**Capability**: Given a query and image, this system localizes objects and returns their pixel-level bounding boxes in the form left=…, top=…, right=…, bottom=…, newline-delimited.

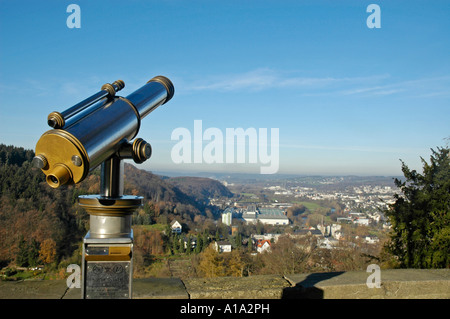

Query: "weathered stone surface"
left=64, top=277, right=189, bottom=299
left=0, top=280, right=68, bottom=299
left=132, top=277, right=189, bottom=299
left=183, top=275, right=290, bottom=299
left=63, top=286, right=81, bottom=299
left=284, top=269, right=450, bottom=299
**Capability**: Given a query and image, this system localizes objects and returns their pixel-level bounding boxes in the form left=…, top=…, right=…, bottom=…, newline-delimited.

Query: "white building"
left=214, top=241, right=232, bottom=253
left=242, top=206, right=289, bottom=225
left=255, top=240, right=272, bottom=253
left=337, top=217, right=352, bottom=224
left=318, top=237, right=339, bottom=249
left=334, top=231, right=343, bottom=240
left=258, top=208, right=289, bottom=225
left=354, top=218, right=370, bottom=226
left=170, top=220, right=182, bottom=234
left=222, top=211, right=233, bottom=226
left=364, top=236, right=380, bottom=244
left=330, top=224, right=341, bottom=237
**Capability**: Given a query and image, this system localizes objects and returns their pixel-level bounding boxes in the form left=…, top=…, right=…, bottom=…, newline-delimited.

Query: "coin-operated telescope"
left=33, top=76, right=174, bottom=299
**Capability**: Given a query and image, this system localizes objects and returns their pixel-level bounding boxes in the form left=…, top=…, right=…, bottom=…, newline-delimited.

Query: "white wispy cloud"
left=339, top=76, right=450, bottom=97
left=279, top=143, right=424, bottom=154
left=177, top=68, right=450, bottom=98
left=180, top=68, right=389, bottom=93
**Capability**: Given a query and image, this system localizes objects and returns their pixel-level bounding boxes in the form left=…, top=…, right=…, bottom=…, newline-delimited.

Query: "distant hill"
left=124, top=164, right=233, bottom=205
left=124, top=164, right=195, bottom=205
left=166, top=176, right=234, bottom=203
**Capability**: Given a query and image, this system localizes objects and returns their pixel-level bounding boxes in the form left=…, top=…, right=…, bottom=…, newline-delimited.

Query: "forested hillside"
left=0, top=144, right=233, bottom=269
left=166, top=176, right=233, bottom=203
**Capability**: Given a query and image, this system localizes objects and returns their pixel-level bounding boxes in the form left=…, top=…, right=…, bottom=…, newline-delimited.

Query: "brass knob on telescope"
left=32, top=154, right=48, bottom=169
left=101, top=80, right=125, bottom=97
left=47, top=112, right=65, bottom=129
left=118, top=138, right=152, bottom=164
left=132, top=138, right=152, bottom=164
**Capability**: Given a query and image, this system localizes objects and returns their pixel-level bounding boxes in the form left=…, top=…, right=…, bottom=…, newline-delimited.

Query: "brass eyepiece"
left=46, top=164, right=72, bottom=188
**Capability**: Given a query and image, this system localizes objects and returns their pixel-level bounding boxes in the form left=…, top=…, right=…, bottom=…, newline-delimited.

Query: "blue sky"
left=0, top=0, right=449, bottom=176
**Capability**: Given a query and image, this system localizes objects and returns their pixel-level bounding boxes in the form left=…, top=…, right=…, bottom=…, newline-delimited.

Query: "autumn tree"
left=39, top=238, right=57, bottom=264
left=223, top=249, right=252, bottom=277
left=134, top=227, right=165, bottom=261
left=259, top=235, right=312, bottom=275
left=384, top=147, right=450, bottom=268
left=197, top=244, right=226, bottom=277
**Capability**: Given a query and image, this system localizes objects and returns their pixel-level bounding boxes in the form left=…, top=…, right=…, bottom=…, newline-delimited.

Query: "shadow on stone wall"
left=282, top=272, right=345, bottom=299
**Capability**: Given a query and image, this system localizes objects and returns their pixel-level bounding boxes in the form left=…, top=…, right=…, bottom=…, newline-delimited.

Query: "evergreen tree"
left=28, top=239, right=41, bottom=267
left=16, top=236, right=29, bottom=267
left=235, top=233, right=242, bottom=249
left=202, top=233, right=209, bottom=251
left=384, top=147, right=450, bottom=268
left=186, top=236, right=192, bottom=255
left=178, top=236, right=185, bottom=253
left=171, top=234, right=179, bottom=254
left=195, top=235, right=203, bottom=254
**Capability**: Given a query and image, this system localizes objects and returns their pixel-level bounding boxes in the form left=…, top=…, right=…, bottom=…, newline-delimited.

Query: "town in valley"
left=155, top=172, right=400, bottom=278
left=204, top=174, right=397, bottom=252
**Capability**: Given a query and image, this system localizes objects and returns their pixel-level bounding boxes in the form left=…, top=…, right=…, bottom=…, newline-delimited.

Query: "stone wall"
left=0, top=269, right=448, bottom=299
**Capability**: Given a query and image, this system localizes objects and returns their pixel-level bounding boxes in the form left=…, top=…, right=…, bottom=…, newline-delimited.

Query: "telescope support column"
left=101, top=155, right=124, bottom=198
left=80, top=156, right=141, bottom=299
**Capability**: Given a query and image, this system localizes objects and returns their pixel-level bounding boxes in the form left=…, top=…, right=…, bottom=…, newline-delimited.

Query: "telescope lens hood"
left=148, top=75, right=174, bottom=104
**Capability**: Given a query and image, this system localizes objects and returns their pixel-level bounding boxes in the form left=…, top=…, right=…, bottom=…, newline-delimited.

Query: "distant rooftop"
left=259, top=208, right=287, bottom=217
